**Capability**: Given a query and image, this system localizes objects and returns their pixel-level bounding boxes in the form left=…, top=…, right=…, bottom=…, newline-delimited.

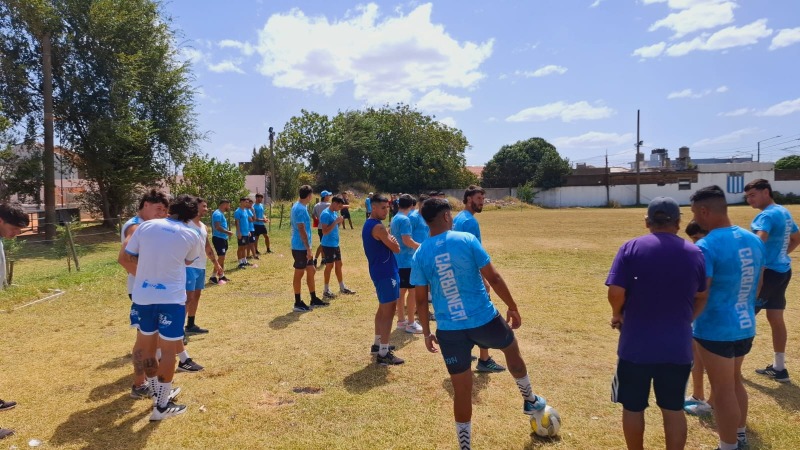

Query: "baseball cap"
left=647, top=196, right=680, bottom=224
left=320, top=190, right=332, bottom=198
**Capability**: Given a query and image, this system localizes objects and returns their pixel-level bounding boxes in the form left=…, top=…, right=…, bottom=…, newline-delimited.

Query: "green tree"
left=775, top=155, right=800, bottom=170
left=170, top=154, right=248, bottom=208
left=0, top=0, right=200, bottom=225
left=482, top=137, right=570, bottom=189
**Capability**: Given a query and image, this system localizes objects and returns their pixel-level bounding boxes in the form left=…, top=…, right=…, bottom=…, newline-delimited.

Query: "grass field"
left=2, top=205, right=800, bottom=449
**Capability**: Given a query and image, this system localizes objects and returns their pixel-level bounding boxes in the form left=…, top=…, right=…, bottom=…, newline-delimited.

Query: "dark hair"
left=331, top=195, right=345, bottom=204
left=690, top=185, right=727, bottom=212
left=744, top=178, right=772, bottom=197
left=418, top=194, right=430, bottom=203
left=196, top=197, right=206, bottom=205
left=684, top=220, right=707, bottom=237
left=255, top=193, right=264, bottom=199
left=138, top=189, right=169, bottom=210
left=0, top=203, right=30, bottom=227
left=428, top=191, right=439, bottom=197
left=463, top=185, right=485, bottom=204
left=421, top=198, right=451, bottom=223
left=169, top=194, right=199, bottom=222
left=371, top=194, right=389, bottom=204
left=239, top=197, right=249, bottom=202
left=299, top=185, right=312, bottom=199
left=219, top=199, right=230, bottom=205
left=398, top=194, right=414, bottom=209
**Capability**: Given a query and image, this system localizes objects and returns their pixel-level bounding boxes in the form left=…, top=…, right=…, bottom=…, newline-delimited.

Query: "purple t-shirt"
left=605, top=232, right=706, bottom=364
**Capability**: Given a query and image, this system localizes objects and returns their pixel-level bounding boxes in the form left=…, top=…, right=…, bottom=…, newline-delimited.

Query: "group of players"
left=606, top=179, right=798, bottom=450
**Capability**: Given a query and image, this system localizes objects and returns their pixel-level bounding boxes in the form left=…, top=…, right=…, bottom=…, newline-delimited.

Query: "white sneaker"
left=396, top=320, right=408, bottom=329
left=684, top=399, right=712, bottom=416
left=150, top=401, right=187, bottom=421
left=405, top=320, right=423, bottom=334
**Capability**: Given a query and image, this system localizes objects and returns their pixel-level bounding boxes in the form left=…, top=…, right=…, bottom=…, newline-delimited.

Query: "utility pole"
left=268, top=127, right=277, bottom=203
left=605, top=150, right=610, bottom=206
left=42, top=32, right=56, bottom=241
left=635, top=110, right=642, bottom=206
left=757, top=135, right=782, bottom=162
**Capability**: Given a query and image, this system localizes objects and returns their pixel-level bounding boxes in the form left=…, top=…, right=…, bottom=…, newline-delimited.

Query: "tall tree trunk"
left=41, top=33, right=57, bottom=241
left=97, top=179, right=113, bottom=227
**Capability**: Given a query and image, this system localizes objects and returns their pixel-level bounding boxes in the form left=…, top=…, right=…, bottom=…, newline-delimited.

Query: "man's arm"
left=479, top=262, right=521, bottom=329
left=118, top=224, right=138, bottom=275
left=755, top=230, right=769, bottom=243
left=204, top=236, right=222, bottom=273
left=415, top=284, right=438, bottom=353
left=118, top=246, right=138, bottom=275
left=607, top=285, right=626, bottom=330
left=693, top=285, right=709, bottom=320
left=321, top=216, right=343, bottom=235
left=789, top=231, right=800, bottom=254
left=297, top=222, right=312, bottom=259
left=401, top=234, right=420, bottom=250
left=214, top=219, right=232, bottom=235
left=372, top=224, right=400, bottom=253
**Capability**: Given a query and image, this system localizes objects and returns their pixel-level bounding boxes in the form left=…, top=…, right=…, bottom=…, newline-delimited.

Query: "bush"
left=772, top=191, right=800, bottom=205
left=516, top=181, right=536, bottom=204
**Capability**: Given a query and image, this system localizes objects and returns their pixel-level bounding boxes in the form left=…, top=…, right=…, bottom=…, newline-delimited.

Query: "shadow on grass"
left=96, top=354, right=132, bottom=371
left=51, top=392, right=158, bottom=449
left=441, top=373, right=491, bottom=403
left=690, top=407, right=766, bottom=448
left=268, top=311, right=302, bottom=330
left=389, top=328, right=418, bottom=351
left=522, top=433, right=563, bottom=448
left=87, top=374, right=131, bottom=402
left=744, top=378, right=800, bottom=411
left=342, top=363, right=389, bottom=393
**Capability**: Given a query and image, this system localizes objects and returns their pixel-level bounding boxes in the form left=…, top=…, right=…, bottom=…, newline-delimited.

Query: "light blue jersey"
left=409, top=209, right=430, bottom=244
left=211, top=210, right=228, bottom=239
left=365, top=197, right=372, bottom=214
left=319, top=207, right=340, bottom=247
left=694, top=226, right=766, bottom=341
left=390, top=211, right=415, bottom=268
left=233, top=208, right=249, bottom=235
left=751, top=204, right=798, bottom=273
left=410, top=230, right=497, bottom=330
left=453, top=210, right=481, bottom=242
left=253, top=203, right=265, bottom=225
left=290, top=202, right=312, bottom=251
left=246, top=208, right=255, bottom=232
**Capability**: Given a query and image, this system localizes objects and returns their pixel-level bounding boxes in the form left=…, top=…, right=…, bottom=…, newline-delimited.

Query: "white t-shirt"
left=187, top=220, right=208, bottom=270
left=0, top=238, right=7, bottom=290
left=125, top=218, right=201, bottom=305
left=121, top=216, right=142, bottom=295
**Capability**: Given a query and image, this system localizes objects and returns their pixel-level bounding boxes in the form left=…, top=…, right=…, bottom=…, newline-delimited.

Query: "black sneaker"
left=130, top=384, right=153, bottom=399
left=310, top=298, right=330, bottom=308
left=377, top=350, right=405, bottom=366
left=340, top=287, right=356, bottom=295
left=219, top=276, right=230, bottom=282
left=237, top=263, right=247, bottom=269
left=293, top=301, right=311, bottom=312
left=208, top=276, right=218, bottom=284
left=185, top=324, right=209, bottom=334
left=177, top=358, right=204, bottom=373
left=370, top=344, right=396, bottom=355
left=755, top=364, right=790, bottom=382
left=0, top=399, right=16, bottom=412
left=323, top=290, right=337, bottom=299
left=267, top=249, right=273, bottom=253
left=256, top=250, right=261, bottom=255
left=476, top=357, right=507, bottom=373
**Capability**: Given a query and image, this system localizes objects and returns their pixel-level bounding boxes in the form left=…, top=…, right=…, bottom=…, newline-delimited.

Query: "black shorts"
left=398, top=268, right=414, bottom=289
left=694, top=337, right=754, bottom=359
left=292, top=250, right=314, bottom=270
left=212, top=236, right=228, bottom=256
left=436, top=314, right=515, bottom=374
left=249, top=234, right=257, bottom=244
left=253, top=224, right=267, bottom=236
left=237, top=235, right=250, bottom=246
left=756, top=269, right=791, bottom=312
left=611, top=359, right=691, bottom=412
left=322, top=246, right=341, bottom=264
left=341, top=208, right=351, bottom=219
left=317, top=228, right=323, bottom=240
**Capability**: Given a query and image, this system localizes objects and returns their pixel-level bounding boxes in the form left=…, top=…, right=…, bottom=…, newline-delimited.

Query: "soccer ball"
left=530, top=405, right=561, bottom=437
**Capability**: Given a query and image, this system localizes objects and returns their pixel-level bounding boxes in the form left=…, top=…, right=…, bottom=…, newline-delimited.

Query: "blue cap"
left=321, top=190, right=332, bottom=198
left=647, top=196, right=680, bottom=224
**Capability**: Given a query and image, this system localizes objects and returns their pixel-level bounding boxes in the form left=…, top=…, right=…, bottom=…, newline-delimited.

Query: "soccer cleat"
left=523, top=395, right=547, bottom=416
left=476, top=357, right=507, bottom=373
left=130, top=384, right=153, bottom=399
left=0, top=399, right=16, bottom=412
left=293, top=301, right=311, bottom=312
left=150, top=401, right=187, bottom=421
left=185, top=324, right=209, bottom=334
left=177, top=358, right=204, bottom=373
left=755, top=364, right=790, bottom=383
left=405, top=320, right=423, bottom=334
left=340, top=287, right=356, bottom=295
left=370, top=344, right=396, bottom=355
left=323, top=290, right=337, bottom=299
left=208, top=276, right=218, bottom=284
left=310, top=298, right=330, bottom=308
left=376, top=350, right=405, bottom=366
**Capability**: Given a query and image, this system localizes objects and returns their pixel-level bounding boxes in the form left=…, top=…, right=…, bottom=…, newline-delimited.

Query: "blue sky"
left=163, top=0, right=800, bottom=168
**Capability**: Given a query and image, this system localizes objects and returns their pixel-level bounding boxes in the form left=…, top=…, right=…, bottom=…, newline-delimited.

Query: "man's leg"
left=264, top=234, right=271, bottom=252
left=661, top=409, right=687, bottom=450
left=734, top=355, right=748, bottom=435
left=293, top=268, right=304, bottom=296
left=451, top=369, right=474, bottom=450
left=185, top=290, right=199, bottom=328
left=691, top=341, right=705, bottom=400
left=334, top=260, right=344, bottom=284
left=305, top=265, right=316, bottom=294
left=622, top=409, right=645, bottom=450
left=375, top=301, right=395, bottom=347
left=396, top=288, right=407, bottom=325
left=698, top=345, right=740, bottom=447
left=766, top=308, right=787, bottom=357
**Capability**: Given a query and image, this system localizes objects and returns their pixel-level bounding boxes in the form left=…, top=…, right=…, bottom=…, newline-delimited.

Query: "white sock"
left=156, top=381, right=172, bottom=409
left=324, top=284, right=330, bottom=292
left=155, top=348, right=162, bottom=361
left=374, top=335, right=381, bottom=346
left=378, top=343, right=389, bottom=357
left=339, top=282, right=346, bottom=290
left=514, top=374, right=537, bottom=402
left=719, top=441, right=738, bottom=450
left=774, top=352, right=786, bottom=371
left=147, top=376, right=158, bottom=395
left=178, top=350, right=190, bottom=363
left=456, top=421, right=471, bottom=450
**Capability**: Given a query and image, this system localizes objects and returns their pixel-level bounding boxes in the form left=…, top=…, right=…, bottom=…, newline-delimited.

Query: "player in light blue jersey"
left=390, top=194, right=422, bottom=334
left=290, top=185, right=326, bottom=312
left=691, top=185, right=766, bottom=450
left=411, top=197, right=548, bottom=450
left=209, top=200, right=233, bottom=284
left=319, top=195, right=356, bottom=298
left=744, top=179, right=800, bottom=383
left=253, top=193, right=272, bottom=254
left=233, top=197, right=251, bottom=269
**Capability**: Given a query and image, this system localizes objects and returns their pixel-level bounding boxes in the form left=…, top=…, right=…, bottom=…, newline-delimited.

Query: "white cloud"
left=552, top=131, right=634, bottom=148
left=665, top=19, right=772, bottom=56
left=506, top=101, right=615, bottom=123
left=770, top=28, right=800, bottom=50
left=717, top=107, right=751, bottom=117
left=692, top=127, right=759, bottom=147
left=251, top=3, right=493, bottom=104
left=486, top=117, right=498, bottom=122
left=590, top=0, right=603, bottom=8
left=757, top=98, right=800, bottom=117
left=716, top=85, right=728, bottom=93
left=208, top=60, right=245, bottom=74
left=219, top=39, right=256, bottom=56
left=648, top=1, right=736, bottom=38
left=438, top=117, right=457, bottom=127
left=643, top=0, right=730, bottom=9
left=667, top=88, right=695, bottom=99
left=416, top=89, right=472, bottom=112
left=667, top=86, right=727, bottom=99
left=632, top=42, right=666, bottom=58
left=523, top=65, right=568, bottom=78
left=181, top=48, right=207, bottom=65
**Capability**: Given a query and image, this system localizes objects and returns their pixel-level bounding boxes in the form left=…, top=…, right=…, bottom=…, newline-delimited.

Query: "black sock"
left=187, top=316, right=195, bottom=328
left=310, top=291, right=319, bottom=301
left=294, top=293, right=301, bottom=303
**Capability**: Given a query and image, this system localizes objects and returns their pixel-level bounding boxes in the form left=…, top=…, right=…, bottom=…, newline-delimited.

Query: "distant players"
left=744, top=179, right=800, bottom=382
left=365, top=192, right=373, bottom=219
left=391, top=194, right=422, bottom=334
left=209, top=200, right=233, bottom=284
left=690, top=185, right=765, bottom=450
left=340, top=192, right=354, bottom=229
left=253, top=194, right=271, bottom=253
left=119, top=194, right=202, bottom=420
left=362, top=194, right=404, bottom=365
left=319, top=195, right=356, bottom=299
left=291, top=185, right=327, bottom=312
left=411, top=198, right=546, bottom=450
left=312, top=191, right=332, bottom=268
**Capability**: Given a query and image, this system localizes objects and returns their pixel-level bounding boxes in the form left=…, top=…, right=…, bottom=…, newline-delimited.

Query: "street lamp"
left=757, top=135, right=782, bottom=162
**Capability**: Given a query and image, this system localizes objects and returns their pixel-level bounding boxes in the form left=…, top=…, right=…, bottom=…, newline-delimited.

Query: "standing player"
left=453, top=185, right=506, bottom=373
left=209, top=200, right=233, bottom=284
left=411, top=198, right=547, bottom=450
left=312, top=191, right=332, bottom=268
left=340, top=192, right=353, bottom=229
left=606, top=197, right=707, bottom=450
left=233, top=197, right=251, bottom=269
left=291, top=185, right=327, bottom=312
left=391, top=194, right=422, bottom=334
left=184, top=198, right=222, bottom=337
left=246, top=198, right=258, bottom=261
left=363, top=194, right=404, bottom=365
left=253, top=194, right=272, bottom=254
left=320, top=195, right=356, bottom=299
left=365, top=192, right=373, bottom=219
left=118, top=194, right=202, bottom=421
left=744, top=179, right=800, bottom=382
left=690, top=185, right=766, bottom=450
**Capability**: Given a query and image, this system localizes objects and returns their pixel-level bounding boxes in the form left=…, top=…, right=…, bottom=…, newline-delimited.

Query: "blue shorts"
left=373, top=274, right=400, bottom=304
left=129, top=303, right=186, bottom=340
left=185, top=267, right=205, bottom=291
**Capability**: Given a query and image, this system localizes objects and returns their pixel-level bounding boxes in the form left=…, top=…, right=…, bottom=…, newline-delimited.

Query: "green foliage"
left=775, top=156, right=800, bottom=170
left=0, top=104, right=43, bottom=203
left=516, top=181, right=536, bottom=204
left=772, top=191, right=800, bottom=205
left=170, top=154, right=248, bottom=207
left=482, top=137, right=570, bottom=190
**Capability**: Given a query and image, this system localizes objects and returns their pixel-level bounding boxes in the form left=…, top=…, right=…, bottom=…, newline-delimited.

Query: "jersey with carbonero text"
left=751, top=204, right=798, bottom=273
left=410, top=230, right=497, bottom=330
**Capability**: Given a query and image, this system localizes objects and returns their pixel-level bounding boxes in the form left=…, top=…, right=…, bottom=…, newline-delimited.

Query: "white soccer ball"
left=530, top=405, right=561, bottom=437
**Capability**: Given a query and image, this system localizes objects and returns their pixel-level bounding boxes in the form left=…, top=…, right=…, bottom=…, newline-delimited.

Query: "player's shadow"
left=268, top=311, right=302, bottom=330
left=96, top=353, right=133, bottom=371
left=389, top=329, right=418, bottom=351
left=744, top=378, right=800, bottom=411
left=441, top=373, right=491, bottom=403
left=87, top=374, right=132, bottom=403
left=50, top=393, right=158, bottom=449
left=342, top=364, right=389, bottom=394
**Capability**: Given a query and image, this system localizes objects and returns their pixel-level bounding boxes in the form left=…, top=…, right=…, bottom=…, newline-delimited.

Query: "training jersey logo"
left=158, top=314, right=173, bottom=327
left=736, top=247, right=756, bottom=330
left=142, top=281, right=167, bottom=290
left=435, top=253, right=467, bottom=322
left=391, top=278, right=397, bottom=287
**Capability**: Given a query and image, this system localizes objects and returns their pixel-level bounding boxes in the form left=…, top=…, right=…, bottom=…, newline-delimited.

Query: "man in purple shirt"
left=606, top=197, right=707, bottom=450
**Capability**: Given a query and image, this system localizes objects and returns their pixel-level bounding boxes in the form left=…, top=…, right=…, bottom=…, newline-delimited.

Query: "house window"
left=678, top=179, right=691, bottom=190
